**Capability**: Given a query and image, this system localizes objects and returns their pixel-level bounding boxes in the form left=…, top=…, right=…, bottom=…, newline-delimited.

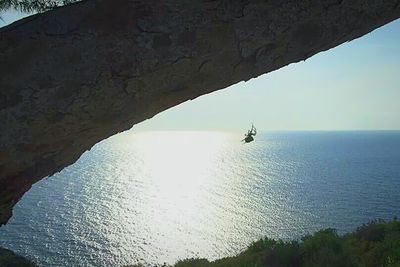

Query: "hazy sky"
left=2, top=12, right=399, bottom=132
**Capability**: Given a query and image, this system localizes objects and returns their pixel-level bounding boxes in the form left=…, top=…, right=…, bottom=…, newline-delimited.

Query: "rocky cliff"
left=1, top=0, right=400, bottom=225
left=0, top=247, right=37, bottom=266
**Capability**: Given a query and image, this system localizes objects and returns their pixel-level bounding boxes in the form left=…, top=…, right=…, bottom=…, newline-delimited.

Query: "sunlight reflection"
left=131, top=131, right=231, bottom=216
left=2, top=131, right=397, bottom=266
left=107, top=131, right=242, bottom=262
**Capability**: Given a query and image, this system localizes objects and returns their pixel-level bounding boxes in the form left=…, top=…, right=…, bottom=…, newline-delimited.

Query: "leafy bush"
left=3, top=219, right=399, bottom=267
left=0, top=0, right=77, bottom=13
left=168, top=219, right=400, bottom=267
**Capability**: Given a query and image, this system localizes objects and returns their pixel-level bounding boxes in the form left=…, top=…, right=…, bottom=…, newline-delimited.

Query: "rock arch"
left=1, top=0, right=399, bottom=225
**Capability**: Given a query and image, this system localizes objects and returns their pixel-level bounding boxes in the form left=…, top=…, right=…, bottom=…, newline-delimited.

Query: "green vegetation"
left=0, top=247, right=37, bottom=267
left=2, top=219, right=399, bottom=266
left=0, top=0, right=77, bottom=13
left=128, top=219, right=400, bottom=267
left=172, top=219, right=400, bottom=267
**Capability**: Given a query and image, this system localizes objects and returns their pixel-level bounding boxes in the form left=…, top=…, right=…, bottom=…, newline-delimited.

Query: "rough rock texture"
left=1, top=0, right=400, bottom=225
left=0, top=247, right=37, bottom=266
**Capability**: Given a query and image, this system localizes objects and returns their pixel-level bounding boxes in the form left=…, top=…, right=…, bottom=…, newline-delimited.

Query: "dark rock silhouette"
left=0, top=247, right=37, bottom=266
left=1, top=0, right=400, bottom=225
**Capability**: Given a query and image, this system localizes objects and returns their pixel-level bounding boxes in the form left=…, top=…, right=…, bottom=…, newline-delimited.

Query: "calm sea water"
left=0, top=131, right=399, bottom=266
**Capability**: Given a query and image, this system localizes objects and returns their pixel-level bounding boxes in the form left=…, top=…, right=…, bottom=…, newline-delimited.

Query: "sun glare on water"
left=2, top=130, right=399, bottom=267
left=125, top=131, right=232, bottom=217
left=95, top=131, right=245, bottom=264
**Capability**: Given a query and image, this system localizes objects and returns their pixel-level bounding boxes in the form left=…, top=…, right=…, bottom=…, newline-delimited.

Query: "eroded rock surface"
left=1, top=0, right=400, bottom=225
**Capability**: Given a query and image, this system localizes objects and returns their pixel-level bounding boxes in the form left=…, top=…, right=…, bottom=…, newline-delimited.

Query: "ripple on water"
left=0, top=131, right=399, bottom=266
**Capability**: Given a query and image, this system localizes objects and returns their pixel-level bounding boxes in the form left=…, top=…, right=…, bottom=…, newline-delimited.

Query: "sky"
left=2, top=11, right=400, bottom=132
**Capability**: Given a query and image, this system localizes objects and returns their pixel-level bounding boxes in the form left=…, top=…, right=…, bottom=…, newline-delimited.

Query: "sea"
left=0, top=131, right=399, bottom=267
